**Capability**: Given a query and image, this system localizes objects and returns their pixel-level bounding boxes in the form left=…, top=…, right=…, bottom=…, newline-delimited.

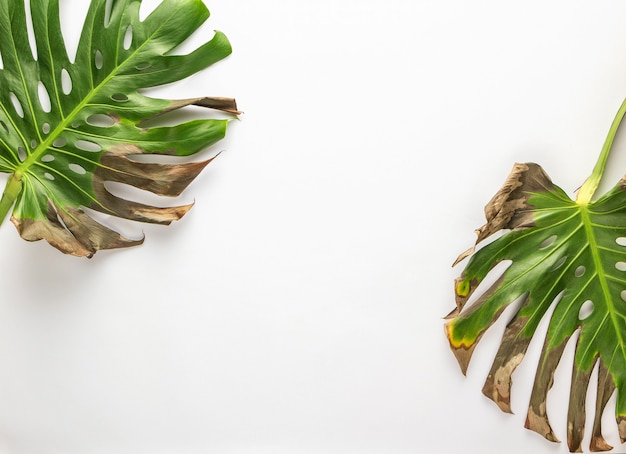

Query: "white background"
left=2, top=1, right=626, bottom=453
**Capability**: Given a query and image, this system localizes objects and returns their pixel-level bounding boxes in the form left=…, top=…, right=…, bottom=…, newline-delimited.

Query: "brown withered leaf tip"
left=481, top=297, right=532, bottom=414
left=453, top=162, right=555, bottom=266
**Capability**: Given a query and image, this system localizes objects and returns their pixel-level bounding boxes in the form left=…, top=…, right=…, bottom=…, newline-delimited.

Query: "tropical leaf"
left=0, top=0, right=239, bottom=257
left=446, top=100, right=626, bottom=452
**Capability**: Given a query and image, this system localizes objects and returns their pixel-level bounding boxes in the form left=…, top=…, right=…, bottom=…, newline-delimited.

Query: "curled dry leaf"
left=0, top=0, right=239, bottom=257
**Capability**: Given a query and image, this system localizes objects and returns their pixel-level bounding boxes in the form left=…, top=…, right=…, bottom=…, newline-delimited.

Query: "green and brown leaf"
left=447, top=158, right=626, bottom=452
left=0, top=0, right=239, bottom=257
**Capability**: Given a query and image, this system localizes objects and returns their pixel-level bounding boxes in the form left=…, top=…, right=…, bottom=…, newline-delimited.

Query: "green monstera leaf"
left=0, top=0, right=239, bottom=257
left=446, top=100, right=626, bottom=452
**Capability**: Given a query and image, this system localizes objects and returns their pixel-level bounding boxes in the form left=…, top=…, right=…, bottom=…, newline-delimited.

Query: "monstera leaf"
left=446, top=100, right=626, bottom=452
left=0, top=0, right=239, bottom=257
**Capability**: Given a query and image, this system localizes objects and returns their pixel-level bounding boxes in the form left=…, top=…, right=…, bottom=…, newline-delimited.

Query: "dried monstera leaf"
left=0, top=0, right=239, bottom=257
left=446, top=101, right=626, bottom=452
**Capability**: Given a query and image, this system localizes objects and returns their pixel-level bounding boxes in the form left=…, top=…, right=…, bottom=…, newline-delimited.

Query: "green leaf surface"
left=447, top=164, right=626, bottom=451
left=446, top=89, right=626, bottom=453
left=0, top=0, right=239, bottom=257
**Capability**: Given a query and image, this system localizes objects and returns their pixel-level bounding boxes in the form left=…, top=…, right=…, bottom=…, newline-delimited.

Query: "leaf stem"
left=577, top=97, right=626, bottom=204
left=0, top=173, right=22, bottom=226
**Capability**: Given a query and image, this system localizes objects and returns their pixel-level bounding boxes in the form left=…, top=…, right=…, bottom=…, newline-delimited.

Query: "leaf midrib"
left=579, top=204, right=626, bottom=364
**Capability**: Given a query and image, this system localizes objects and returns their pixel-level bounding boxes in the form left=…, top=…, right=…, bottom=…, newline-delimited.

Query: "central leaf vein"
left=580, top=205, right=626, bottom=364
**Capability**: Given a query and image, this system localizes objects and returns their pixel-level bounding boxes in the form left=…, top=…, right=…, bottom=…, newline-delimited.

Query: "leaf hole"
left=44, top=172, right=55, bottom=181
left=23, top=0, right=37, bottom=60
left=111, top=93, right=128, bottom=102
left=457, top=260, right=512, bottom=314
left=622, top=290, right=626, bottom=302
left=95, top=50, right=103, bottom=69
left=0, top=51, right=4, bottom=69
left=551, top=256, right=567, bottom=271
left=575, top=266, right=586, bottom=278
left=104, top=0, right=113, bottom=26
left=139, top=2, right=158, bottom=21
left=61, top=69, right=72, bottom=95
left=87, top=114, right=116, bottom=127
left=0, top=121, right=9, bottom=134
left=17, top=147, right=26, bottom=162
left=616, top=262, right=626, bottom=272
left=10, top=93, right=24, bottom=118
left=75, top=140, right=102, bottom=153
left=41, top=154, right=54, bottom=163
left=617, top=237, right=626, bottom=247
left=37, top=82, right=51, bottom=113
left=42, top=123, right=50, bottom=134
left=30, top=140, right=37, bottom=149
left=579, top=300, right=594, bottom=320
left=135, top=62, right=151, bottom=71
left=68, top=163, right=86, bottom=175
left=53, top=138, right=67, bottom=148
left=539, top=235, right=557, bottom=249
left=104, top=180, right=186, bottom=207
left=123, top=25, right=133, bottom=50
